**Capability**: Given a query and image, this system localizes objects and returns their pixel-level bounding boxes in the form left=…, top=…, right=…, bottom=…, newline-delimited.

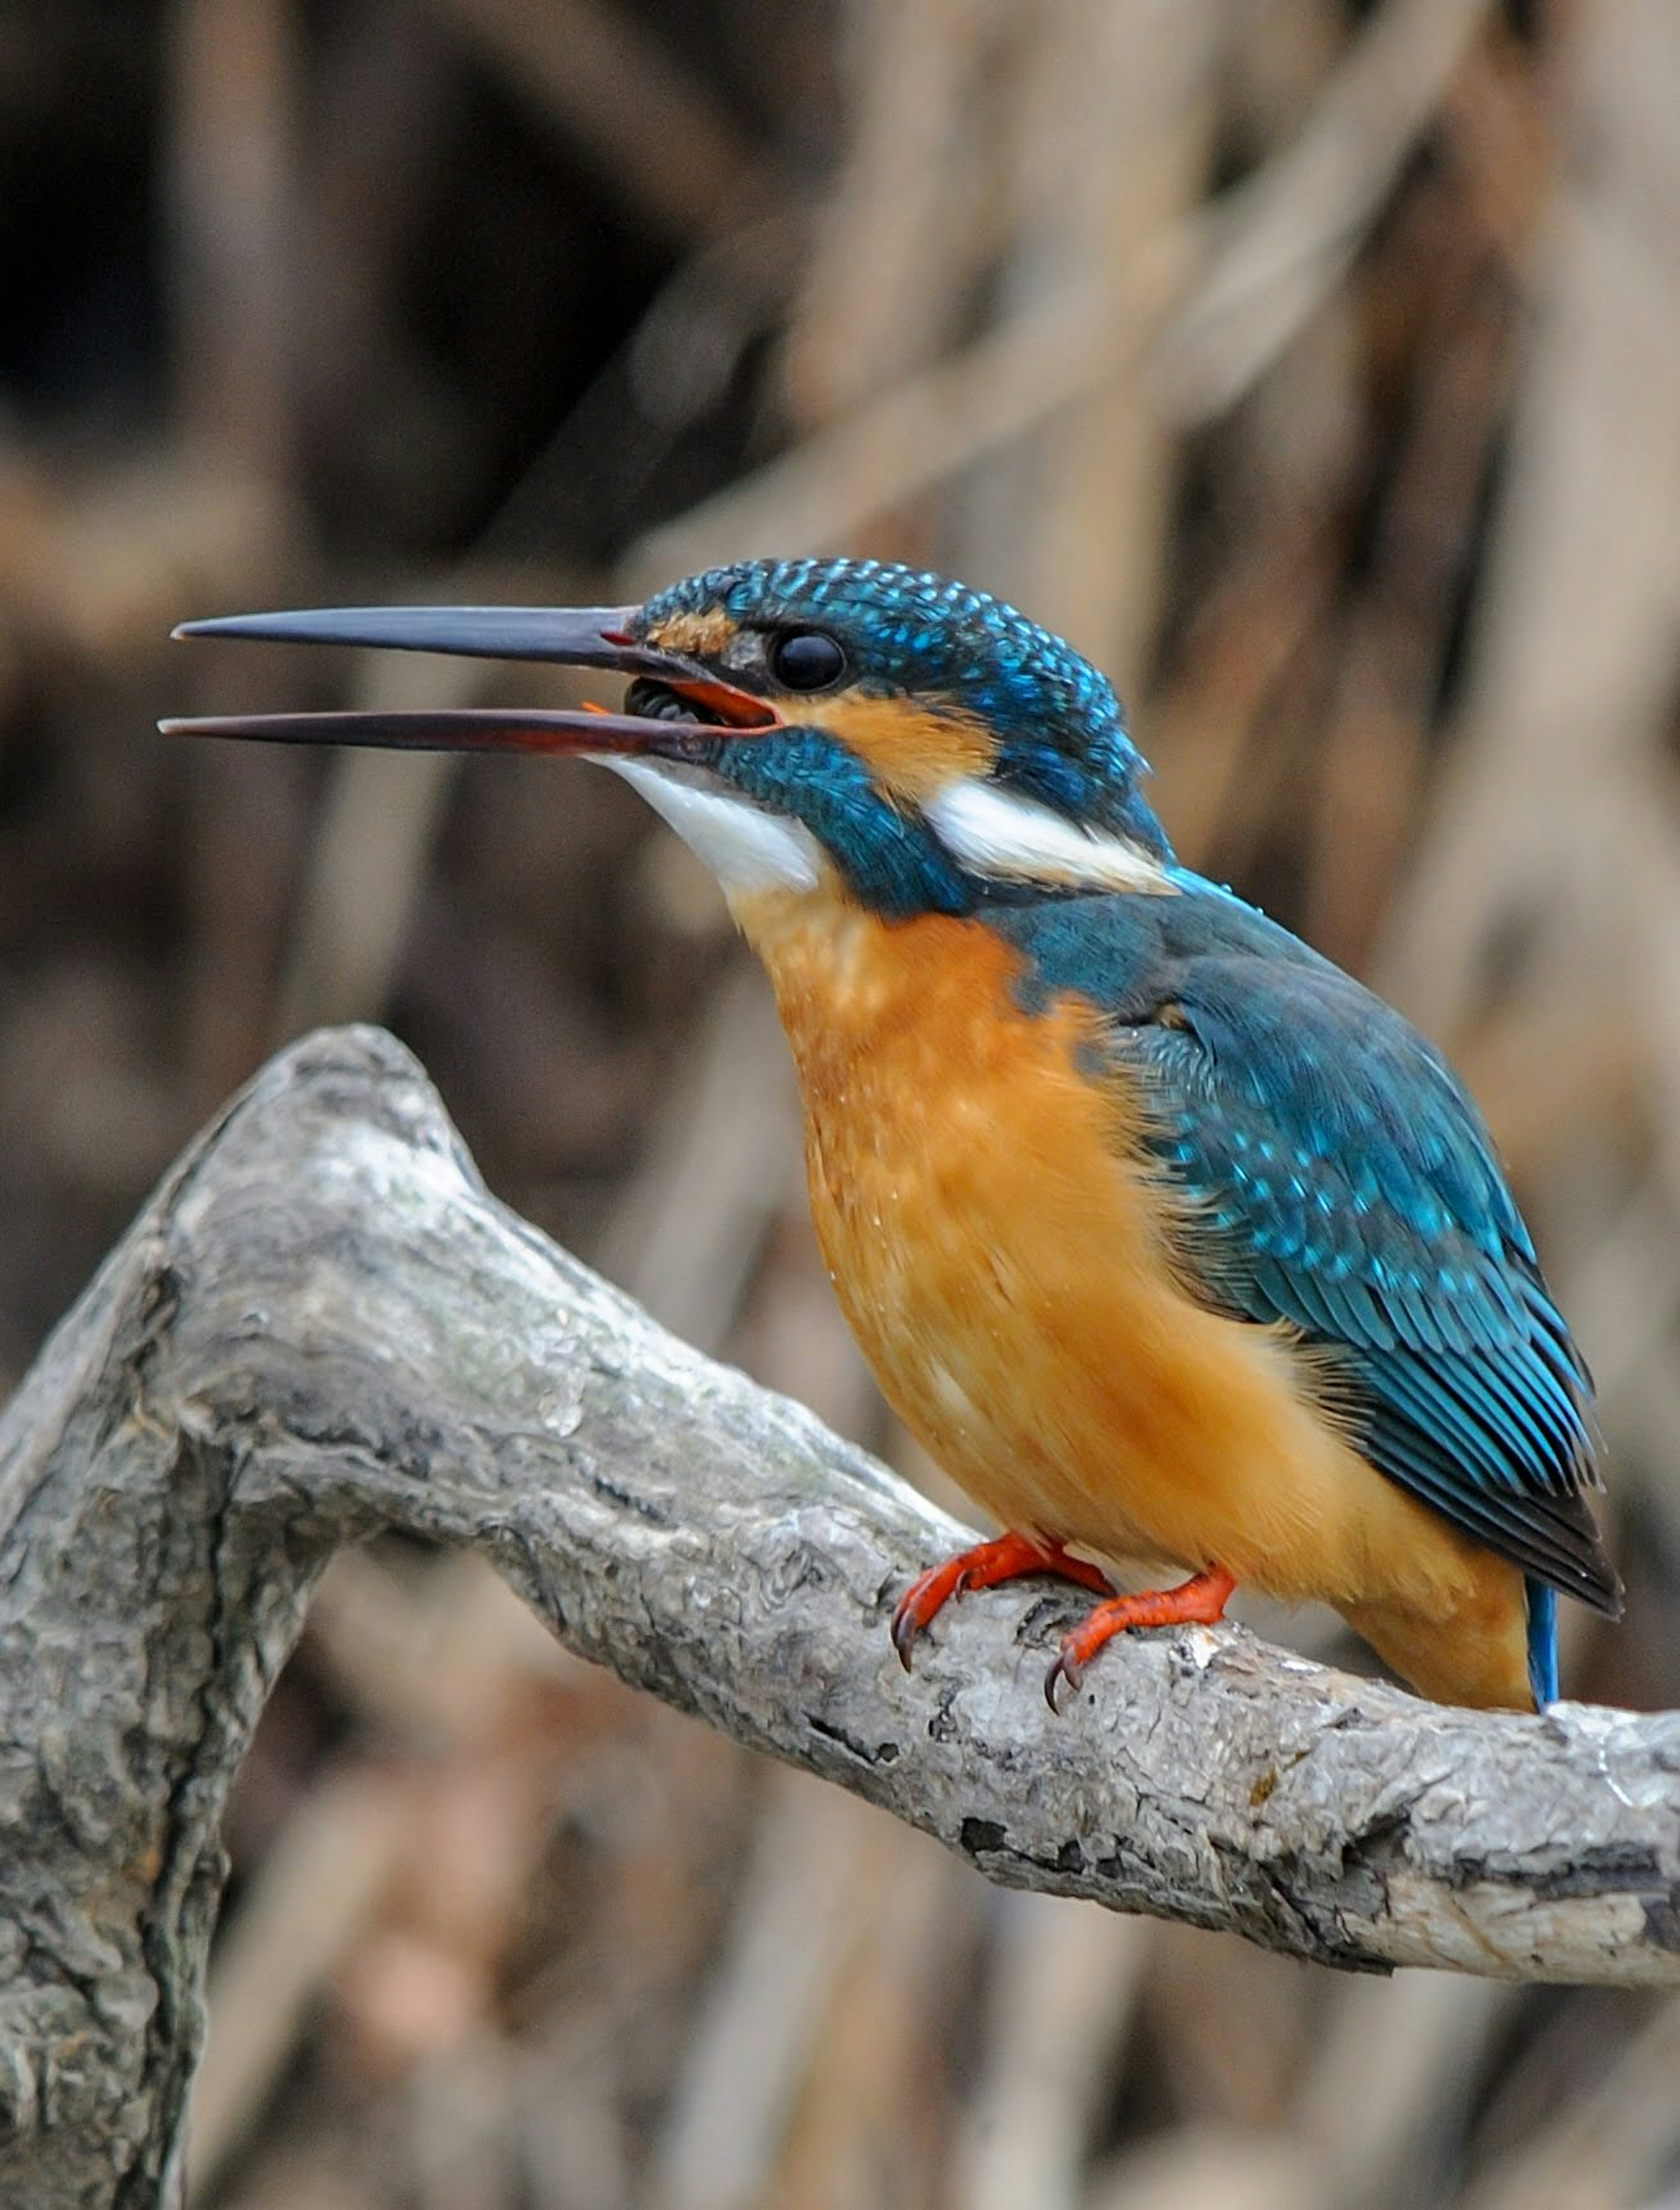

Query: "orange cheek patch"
left=812, top=693, right=995, bottom=804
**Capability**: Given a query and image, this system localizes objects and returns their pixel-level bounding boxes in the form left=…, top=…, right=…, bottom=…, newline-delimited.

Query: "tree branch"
left=3, top=1028, right=1678, bottom=2206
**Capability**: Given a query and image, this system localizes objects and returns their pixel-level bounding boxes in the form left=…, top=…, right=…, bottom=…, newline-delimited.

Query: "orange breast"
left=731, top=884, right=1533, bottom=1707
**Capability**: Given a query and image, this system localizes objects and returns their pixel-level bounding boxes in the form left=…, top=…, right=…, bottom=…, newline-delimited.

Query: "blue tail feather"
left=1526, top=1579, right=1558, bottom=1707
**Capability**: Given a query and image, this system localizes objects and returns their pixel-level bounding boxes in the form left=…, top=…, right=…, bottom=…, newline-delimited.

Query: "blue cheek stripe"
left=712, top=730, right=974, bottom=919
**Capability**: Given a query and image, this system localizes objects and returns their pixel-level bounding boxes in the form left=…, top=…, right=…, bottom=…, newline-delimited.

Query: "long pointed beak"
left=161, top=602, right=777, bottom=752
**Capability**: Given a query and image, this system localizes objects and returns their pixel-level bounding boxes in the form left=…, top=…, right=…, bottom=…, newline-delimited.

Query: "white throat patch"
left=925, top=777, right=1172, bottom=895
left=600, top=755, right=822, bottom=896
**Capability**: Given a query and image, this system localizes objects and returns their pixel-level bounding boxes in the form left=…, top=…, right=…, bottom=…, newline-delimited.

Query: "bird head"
left=168, top=558, right=1174, bottom=918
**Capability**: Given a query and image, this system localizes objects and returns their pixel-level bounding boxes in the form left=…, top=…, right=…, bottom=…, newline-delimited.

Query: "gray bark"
left=2, top=1027, right=1677, bottom=2209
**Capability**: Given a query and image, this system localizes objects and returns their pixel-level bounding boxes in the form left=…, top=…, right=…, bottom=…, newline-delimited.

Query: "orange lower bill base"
left=1043, top=1565, right=1237, bottom=1711
left=890, top=1531, right=1114, bottom=1668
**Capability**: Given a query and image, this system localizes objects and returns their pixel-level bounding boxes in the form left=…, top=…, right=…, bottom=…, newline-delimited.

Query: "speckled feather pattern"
left=987, top=886, right=1617, bottom=1637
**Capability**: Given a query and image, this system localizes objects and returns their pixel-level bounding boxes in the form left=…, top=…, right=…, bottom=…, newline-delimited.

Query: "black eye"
left=769, top=629, right=845, bottom=691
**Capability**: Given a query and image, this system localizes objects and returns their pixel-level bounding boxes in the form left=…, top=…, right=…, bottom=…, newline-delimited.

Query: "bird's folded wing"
left=1102, top=944, right=1621, bottom=1616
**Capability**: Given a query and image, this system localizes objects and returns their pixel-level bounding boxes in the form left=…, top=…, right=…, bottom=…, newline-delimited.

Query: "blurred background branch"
left=2, top=0, right=1678, bottom=2202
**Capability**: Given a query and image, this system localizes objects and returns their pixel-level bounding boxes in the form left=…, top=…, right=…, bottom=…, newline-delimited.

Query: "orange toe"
left=1045, top=1566, right=1236, bottom=1710
left=892, top=1532, right=1113, bottom=1668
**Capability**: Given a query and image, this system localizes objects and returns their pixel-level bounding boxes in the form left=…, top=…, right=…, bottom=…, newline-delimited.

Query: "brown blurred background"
left=6, top=0, right=1680, bottom=2203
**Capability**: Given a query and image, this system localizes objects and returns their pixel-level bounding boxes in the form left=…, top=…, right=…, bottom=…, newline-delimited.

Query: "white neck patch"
left=925, top=777, right=1172, bottom=895
left=600, top=756, right=822, bottom=896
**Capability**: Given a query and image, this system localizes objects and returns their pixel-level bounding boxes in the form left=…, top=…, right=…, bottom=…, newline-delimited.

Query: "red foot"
left=1044, top=1567, right=1236, bottom=1711
left=892, top=1532, right=1113, bottom=1669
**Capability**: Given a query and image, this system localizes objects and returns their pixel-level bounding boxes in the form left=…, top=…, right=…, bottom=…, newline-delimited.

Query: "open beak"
left=160, top=602, right=778, bottom=755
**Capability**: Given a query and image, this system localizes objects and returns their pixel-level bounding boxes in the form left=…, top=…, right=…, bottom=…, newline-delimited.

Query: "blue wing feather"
left=991, top=884, right=1620, bottom=1619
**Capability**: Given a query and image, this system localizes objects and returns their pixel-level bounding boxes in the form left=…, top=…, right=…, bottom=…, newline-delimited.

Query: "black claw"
left=1043, top=1648, right=1078, bottom=1713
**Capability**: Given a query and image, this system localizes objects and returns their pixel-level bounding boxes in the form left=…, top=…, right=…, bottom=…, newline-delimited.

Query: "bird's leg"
left=1044, top=1566, right=1236, bottom=1711
left=892, top=1532, right=1113, bottom=1669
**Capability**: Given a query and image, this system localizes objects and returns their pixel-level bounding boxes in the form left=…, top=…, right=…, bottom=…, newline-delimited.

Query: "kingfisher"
left=167, top=557, right=1620, bottom=1712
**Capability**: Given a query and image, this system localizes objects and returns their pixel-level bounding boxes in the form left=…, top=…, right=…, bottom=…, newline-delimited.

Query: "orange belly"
left=732, top=885, right=1533, bottom=1709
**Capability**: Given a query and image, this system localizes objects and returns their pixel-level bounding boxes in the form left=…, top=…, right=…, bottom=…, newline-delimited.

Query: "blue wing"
left=993, top=885, right=1620, bottom=1621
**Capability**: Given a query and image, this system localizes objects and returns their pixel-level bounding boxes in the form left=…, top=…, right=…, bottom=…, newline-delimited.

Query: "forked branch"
left=2, top=1028, right=1676, bottom=2207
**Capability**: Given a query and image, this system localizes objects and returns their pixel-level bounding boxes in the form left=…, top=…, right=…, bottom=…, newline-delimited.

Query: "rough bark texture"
left=2, top=1028, right=1678, bottom=2207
